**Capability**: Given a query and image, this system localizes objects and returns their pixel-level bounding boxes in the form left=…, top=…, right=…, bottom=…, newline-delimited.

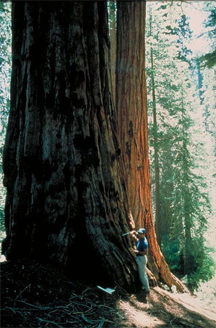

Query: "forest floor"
left=1, top=259, right=216, bottom=328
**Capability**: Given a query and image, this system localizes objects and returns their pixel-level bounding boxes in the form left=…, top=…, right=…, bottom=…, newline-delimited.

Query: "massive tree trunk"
left=2, top=1, right=138, bottom=290
left=116, top=1, right=149, bottom=229
left=116, top=1, right=186, bottom=292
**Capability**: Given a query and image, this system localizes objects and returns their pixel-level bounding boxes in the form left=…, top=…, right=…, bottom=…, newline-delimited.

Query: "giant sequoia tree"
left=116, top=1, right=185, bottom=291
left=3, top=1, right=138, bottom=290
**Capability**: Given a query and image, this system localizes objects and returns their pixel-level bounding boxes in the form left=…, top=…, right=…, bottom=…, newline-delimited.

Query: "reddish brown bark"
left=116, top=1, right=187, bottom=292
left=116, top=1, right=150, bottom=228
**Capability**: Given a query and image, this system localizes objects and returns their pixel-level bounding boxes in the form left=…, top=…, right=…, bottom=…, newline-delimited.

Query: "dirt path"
left=117, top=287, right=216, bottom=327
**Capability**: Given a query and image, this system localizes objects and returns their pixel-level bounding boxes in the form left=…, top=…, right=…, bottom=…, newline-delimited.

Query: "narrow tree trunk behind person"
left=116, top=1, right=186, bottom=291
left=3, top=2, right=138, bottom=290
left=150, top=47, right=161, bottom=246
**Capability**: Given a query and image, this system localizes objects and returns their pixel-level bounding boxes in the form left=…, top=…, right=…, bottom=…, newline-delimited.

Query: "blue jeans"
left=136, top=255, right=149, bottom=292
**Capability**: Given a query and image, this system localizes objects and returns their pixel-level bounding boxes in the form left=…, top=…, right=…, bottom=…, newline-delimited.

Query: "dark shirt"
left=136, top=237, right=148, bottom=256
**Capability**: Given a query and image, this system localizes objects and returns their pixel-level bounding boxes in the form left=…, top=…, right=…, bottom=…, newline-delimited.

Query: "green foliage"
left=162, top=235, right=216, bottom=291
left=161, top=235, right=182, bottom=274
left=186, top=246, right=216, bottom=291
left=146, top=1, right=215, bottom=290
left=200, top=49, right=216, bottom=69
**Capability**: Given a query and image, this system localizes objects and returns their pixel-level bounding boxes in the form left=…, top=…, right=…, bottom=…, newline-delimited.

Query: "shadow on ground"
left=1, top=260, right=216, bottom=328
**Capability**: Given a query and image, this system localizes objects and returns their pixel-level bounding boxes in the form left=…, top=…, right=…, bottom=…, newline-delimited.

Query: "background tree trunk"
left=116, top=1, right=186, bottom=292
left=3, top=1, right=139, bottom=290
left=150, top=47, right=161, bottom=246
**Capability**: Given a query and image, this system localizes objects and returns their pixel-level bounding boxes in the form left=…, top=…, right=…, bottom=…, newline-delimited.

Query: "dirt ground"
left=1, top=259, right=216, bottom=328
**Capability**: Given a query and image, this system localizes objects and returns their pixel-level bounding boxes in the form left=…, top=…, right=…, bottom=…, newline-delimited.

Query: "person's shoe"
left=141, top=287, right=150, bottom=294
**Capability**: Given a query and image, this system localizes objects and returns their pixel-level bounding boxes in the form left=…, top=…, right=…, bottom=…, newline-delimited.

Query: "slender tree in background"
left=149, top=10, right=161, bottom=246
left=116, top=1, right=185, bottom=291
left=3, top=1, right=140, bottom=290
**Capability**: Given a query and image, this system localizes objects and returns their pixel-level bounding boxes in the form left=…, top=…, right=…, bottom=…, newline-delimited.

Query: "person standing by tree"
left=133, top=228, right=150, bottom=294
